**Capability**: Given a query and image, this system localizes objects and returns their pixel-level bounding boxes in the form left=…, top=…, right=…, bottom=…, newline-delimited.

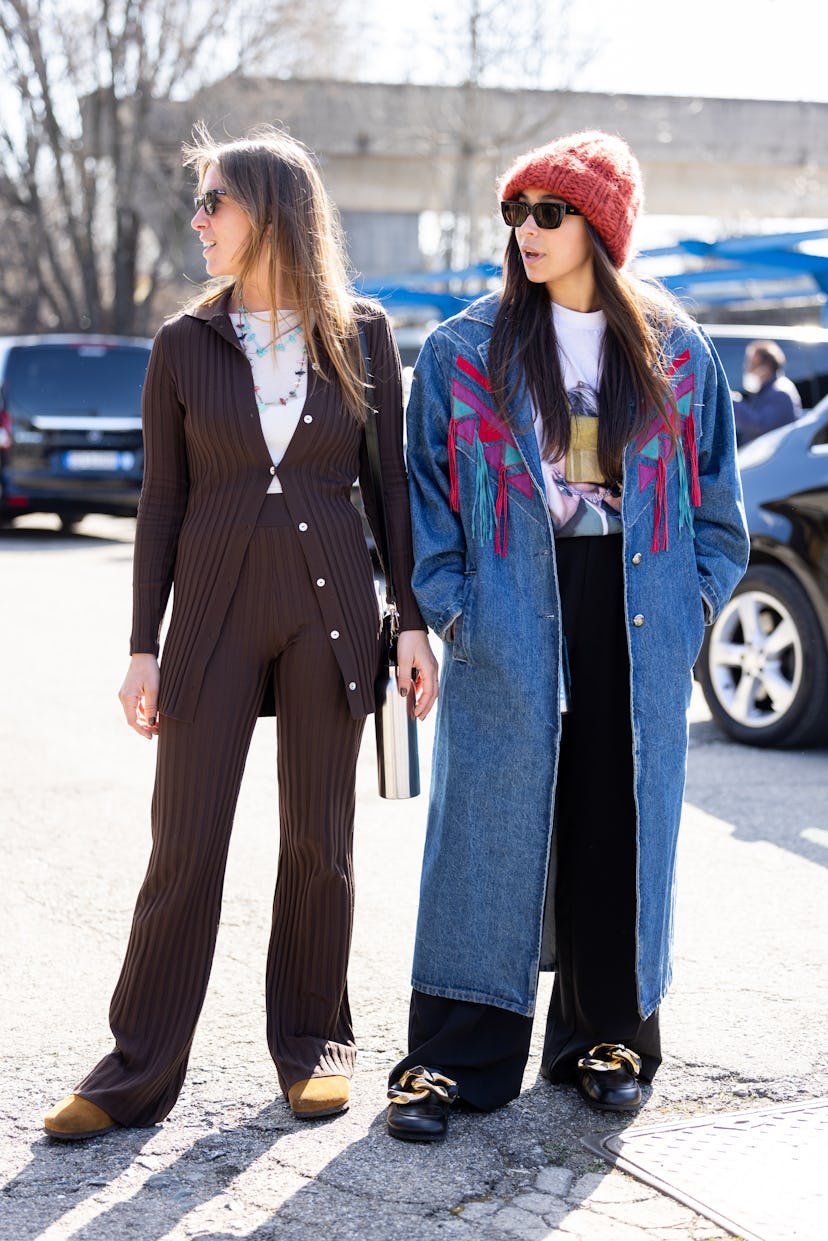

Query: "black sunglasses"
left=500, top=200, right=581, bottom=229
left=193, top=188, right=227, bottom=216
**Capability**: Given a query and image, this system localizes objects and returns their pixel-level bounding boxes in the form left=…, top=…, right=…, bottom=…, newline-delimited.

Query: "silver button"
left=316, top=577, right=326, bottom=587
left=348, top=681, right=357, bottom=691
left=330, top=629, right=340, bottom=639
left=632, top=552, right=642, bottom=565
left=633, top=613, right=645, bottom=627
left=269, top=466, right=276, bottom=476
left=298, top=522, right=308, bottom=532
left=303, top=414, right=313, bottom=424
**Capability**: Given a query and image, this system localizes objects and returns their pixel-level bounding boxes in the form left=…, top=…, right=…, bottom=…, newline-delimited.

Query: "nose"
left=191, top=207, right=208, bottom=232
left=517, top=209, right=538, bottom=235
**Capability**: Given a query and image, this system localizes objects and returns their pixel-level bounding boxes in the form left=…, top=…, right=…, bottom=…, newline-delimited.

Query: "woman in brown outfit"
left=44, top=126, right=437, bottom=1140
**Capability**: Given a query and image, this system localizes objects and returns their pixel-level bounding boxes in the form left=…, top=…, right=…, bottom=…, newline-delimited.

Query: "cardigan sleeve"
left=129, top=324, right=190, bottom=655
left=357, top=309, right=426, bottom=632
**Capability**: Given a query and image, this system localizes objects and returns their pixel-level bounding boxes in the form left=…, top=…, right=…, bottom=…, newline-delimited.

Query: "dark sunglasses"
left=193, top=188, right=227, bottom=216
left=500, top=200, right=581, bottom=229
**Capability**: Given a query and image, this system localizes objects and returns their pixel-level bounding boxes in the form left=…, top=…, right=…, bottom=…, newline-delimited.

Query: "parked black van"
left=0, top=334, right=152, bottom=529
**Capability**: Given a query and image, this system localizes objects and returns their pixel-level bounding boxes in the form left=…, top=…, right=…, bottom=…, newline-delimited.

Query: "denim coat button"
left=632, top=552, right=642, bottom=565
left=633, top=613, right=645, bottom=627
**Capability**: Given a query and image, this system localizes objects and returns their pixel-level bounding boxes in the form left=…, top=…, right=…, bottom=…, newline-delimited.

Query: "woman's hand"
left=119, top=654, right=161, bottom=739
left=395, top=629, right=439, bottom=720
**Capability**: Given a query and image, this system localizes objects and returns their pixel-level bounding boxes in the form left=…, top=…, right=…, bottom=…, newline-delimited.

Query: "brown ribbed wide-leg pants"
left=75, top=496, right=365, bottom=1126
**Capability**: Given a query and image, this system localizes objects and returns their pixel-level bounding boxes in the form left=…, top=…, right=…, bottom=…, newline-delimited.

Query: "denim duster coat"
left=406, top=293, right=749, bottom=1020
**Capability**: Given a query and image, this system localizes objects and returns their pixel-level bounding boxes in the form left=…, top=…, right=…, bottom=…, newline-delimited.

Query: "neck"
left=545, top=270, right=600, bottom=313
left=230, top=270, right=295, bottom=315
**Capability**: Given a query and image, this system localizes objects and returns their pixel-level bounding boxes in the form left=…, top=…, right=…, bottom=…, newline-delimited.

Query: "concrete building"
left=160, top=78, right=828, bottom=273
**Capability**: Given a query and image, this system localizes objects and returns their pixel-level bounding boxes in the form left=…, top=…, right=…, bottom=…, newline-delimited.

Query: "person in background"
left=734, top=339, right=801, bottom=445
left=385, top=130, right=748, bottom=1144
left=44, top=124, right=437, bottom=1141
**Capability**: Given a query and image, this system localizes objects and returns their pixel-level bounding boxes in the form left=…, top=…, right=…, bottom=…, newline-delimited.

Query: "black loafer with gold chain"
left=387, top=1066, right=459, bottom=1142
left=576, top=1043, right=642, bottom=1112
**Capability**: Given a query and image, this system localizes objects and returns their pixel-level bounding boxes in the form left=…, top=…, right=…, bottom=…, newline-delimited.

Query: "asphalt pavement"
left=2, top=514, right=826, bottom=1241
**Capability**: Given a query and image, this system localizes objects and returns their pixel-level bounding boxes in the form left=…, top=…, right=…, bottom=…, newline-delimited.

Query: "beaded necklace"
left=235, top=301, right=308, bottom=409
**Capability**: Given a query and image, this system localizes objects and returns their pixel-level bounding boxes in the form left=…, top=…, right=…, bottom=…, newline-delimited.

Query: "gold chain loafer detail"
left=288, top=1075, right=350, bottom=1119
left=387, top=1066, right=459, bottom=1142
left=44, top=1094, right=117, bottom=1141
left=576, top=1043, right=642, bottom=1112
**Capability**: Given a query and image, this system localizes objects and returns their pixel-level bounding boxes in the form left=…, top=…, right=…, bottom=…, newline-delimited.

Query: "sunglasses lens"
left=501, top=202, right=526, bottom=227
left=535, top=203, right=564, bottom=229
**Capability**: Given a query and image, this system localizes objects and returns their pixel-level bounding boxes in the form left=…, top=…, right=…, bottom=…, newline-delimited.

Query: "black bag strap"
left=357, top=322, right=398, bottom=623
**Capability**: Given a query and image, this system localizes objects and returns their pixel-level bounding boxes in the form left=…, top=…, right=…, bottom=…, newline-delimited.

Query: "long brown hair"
left=489, top=225, right=680, bottom=487
left=183, top=123, right=367, bottom=422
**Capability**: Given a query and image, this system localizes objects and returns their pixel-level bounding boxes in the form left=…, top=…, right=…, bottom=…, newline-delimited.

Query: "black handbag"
left=357, top=324, right=420, bottom=799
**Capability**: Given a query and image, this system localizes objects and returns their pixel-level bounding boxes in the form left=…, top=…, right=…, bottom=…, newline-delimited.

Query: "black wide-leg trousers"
left=76, top=496, right=365, bottom=1127
left=390, top=535, right=661, bottom=1111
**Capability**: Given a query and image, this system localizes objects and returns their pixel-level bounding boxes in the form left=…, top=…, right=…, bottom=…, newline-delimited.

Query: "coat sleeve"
left=693, top=336, right=750, bottom=622
left=357, top=309, right=425, bottom=632
left=404, top=331, right=469, bottom=638
left=129, top=324, right=190, bottom=656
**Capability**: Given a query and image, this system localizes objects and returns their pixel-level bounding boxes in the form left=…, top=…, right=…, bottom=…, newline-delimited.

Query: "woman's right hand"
left=119, top=654, right=161, bottom=739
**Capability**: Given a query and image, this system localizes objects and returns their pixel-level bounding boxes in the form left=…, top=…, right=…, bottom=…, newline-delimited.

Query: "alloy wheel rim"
left=707, top=589, right=803, bottom=729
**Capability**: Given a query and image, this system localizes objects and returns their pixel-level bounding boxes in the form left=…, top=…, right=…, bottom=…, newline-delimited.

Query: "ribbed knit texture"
left=498, top=130, right=643, bottom=268
left=76, top=511, right=365, bottom=1125
left=130, top=296, right=424, bottom=723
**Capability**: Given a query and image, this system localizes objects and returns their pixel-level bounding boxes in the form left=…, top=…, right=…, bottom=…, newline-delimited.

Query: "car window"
left=4, top=344, right=150, bottom=418
left=706, top=332, right=828, bottom=409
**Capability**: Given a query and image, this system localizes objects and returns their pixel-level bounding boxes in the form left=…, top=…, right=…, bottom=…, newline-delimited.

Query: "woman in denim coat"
left=386, top=132, right=749, bottom=1142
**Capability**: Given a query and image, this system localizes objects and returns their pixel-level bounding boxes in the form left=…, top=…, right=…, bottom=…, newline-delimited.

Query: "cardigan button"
left=316, top=577, right=326, bottom=587
left=330, top=629, right=340, bottom=639
left=633, top=613, right=645, bottom=627
left=298, top=522, right=308, bottom=532
left=269, top=466, right=276, bottom=476
left=348, top=681, right=357, bottom=691
left=303, top=414, right=313, bottom=424
left=632, top=552, right=642, bottom=565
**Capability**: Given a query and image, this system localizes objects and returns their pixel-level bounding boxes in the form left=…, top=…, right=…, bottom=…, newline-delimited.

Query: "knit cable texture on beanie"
left=498, top=130, right=643, bottom=268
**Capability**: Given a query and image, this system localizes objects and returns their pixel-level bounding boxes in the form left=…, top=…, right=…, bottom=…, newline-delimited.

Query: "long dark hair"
left=489, top=225, right=680, bottom=488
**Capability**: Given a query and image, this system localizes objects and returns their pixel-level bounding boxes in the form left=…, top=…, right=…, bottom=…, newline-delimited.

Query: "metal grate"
left=582, top=1097, right=828, bottom=1241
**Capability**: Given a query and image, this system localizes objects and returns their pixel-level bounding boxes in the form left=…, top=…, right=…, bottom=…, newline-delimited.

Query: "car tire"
left=698, top=564, right=828, bottom=748
left=58, top=513, right=86, bottom=533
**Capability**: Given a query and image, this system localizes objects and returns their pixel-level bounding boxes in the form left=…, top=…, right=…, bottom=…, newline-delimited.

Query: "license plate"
left=62, top=450, right=136, bottom=471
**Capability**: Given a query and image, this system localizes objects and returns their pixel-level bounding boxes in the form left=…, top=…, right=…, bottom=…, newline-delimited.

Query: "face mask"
left=742, top=370, right=762, bottom=394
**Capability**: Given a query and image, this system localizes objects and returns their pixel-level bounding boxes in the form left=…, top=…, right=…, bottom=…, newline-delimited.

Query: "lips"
left=521, top=248, right=544, bottom=263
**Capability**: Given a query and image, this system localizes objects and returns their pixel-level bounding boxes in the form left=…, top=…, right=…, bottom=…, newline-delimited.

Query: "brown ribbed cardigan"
left=130, top=293, right=425, bottom=722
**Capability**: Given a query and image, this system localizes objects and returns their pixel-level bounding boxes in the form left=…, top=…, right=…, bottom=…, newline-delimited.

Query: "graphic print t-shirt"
left=534, top=302, right=623, bottom=537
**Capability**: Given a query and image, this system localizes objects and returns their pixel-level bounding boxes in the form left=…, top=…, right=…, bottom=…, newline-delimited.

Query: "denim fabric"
left=406, top=293, right=749, bottom=1019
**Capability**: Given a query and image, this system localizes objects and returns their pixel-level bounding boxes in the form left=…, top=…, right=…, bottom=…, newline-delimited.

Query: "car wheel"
left=58, top=513, right=86, bottom=533
left=698, top=564, right=828, bottom=747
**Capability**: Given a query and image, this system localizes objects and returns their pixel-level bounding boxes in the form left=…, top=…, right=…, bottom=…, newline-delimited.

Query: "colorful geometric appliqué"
left=449, top=354, right=532, bottom=557
left=635, top=350, right=701, bottom=552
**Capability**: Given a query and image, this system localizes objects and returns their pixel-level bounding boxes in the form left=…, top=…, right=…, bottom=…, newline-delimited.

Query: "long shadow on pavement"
left=28, top=1080, right=646, bottom=1241
left=686, top=717, right=828, bottom=869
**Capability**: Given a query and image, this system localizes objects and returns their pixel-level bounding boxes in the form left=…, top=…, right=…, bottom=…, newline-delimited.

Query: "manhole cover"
left=583, top=1097, right=828, bottom=1241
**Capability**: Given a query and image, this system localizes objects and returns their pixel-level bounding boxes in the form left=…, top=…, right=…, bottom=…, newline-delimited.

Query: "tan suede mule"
left=44, top=1094, right=117, bottom=1141
left=287, top=1075, right=350, bottom=1119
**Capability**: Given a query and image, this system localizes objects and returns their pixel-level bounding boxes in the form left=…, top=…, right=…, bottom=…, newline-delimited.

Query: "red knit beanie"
left=498, top=130, right=643, bottom=268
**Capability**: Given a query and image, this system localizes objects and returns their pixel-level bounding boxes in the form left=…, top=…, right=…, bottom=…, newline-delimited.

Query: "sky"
left=360, top=0, right=827, bottom=103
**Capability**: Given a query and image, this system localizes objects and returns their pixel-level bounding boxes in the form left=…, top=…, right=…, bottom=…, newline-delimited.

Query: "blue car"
left=697, top=397, right=828, bottom=747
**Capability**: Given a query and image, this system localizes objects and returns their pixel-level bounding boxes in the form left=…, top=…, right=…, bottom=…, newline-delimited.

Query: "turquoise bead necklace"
left=236, top=299, right=307, bottom=409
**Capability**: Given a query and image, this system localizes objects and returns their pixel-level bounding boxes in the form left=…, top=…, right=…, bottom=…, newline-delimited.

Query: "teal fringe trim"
left=677, top=434, right=695, bottom=535
left=471, top=435, right=495, bottom=546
